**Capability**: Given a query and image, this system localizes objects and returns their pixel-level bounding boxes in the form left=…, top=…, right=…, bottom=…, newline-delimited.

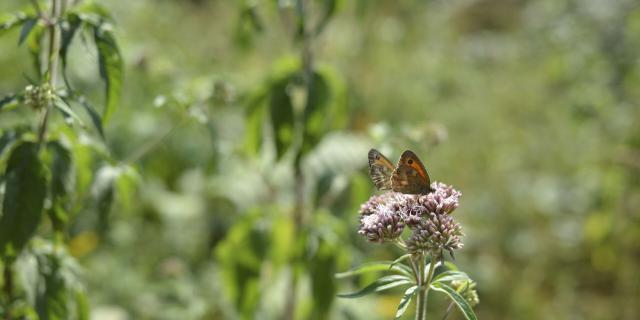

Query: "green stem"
left=38, top=0, right=63, bottom=145
left=2, top=261, right=13, bottom=320
left=415, top=253, right=427, bottom=320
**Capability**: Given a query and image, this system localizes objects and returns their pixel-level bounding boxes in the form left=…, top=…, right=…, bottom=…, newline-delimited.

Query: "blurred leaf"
left=0, top=127, right=27, bottom=157
left=0, top=13, right=33, bottom=36
left=243, top=87, right=268, bottom=155
left=91, top=166, right=119, bottom=233
left=336, top=274, right=413, bottom=298
left=18, top=17, right=37, bottom=45
left=53, top=96, right=84, bottom=126
left=46, top=141, right=75, bottom=230
left=0, top=93, right=20, bottom=111
left=26, top=23, right=44, bottom=77
left=77, top=97, right=105, bottom=139
left=432, top=270, right=471, bottom=284
left=60, top=13, right=82, bottom=90
left=215, top=210, right=269, bottom=317
left=36, top=255, right=69, bottom=320
left=315, top=0, right=339, bottom=35
left=92, top=25, right=122, bottom=123
left=0, top=142, right=47, bottom=256
left=335, top=261, right=413, bottom=279
left=74, top=291, right=89, bottom=320
left=269, top=75, right=296, bottom=160
left=395, top=285, right=418, bottom=319
left=430, top=282, right=477, bottom=320
left=308, top=231, right=341, bottom=318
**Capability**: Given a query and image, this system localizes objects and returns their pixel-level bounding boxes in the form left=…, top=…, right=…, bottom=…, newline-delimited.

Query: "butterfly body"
left=368, top=149, right=434, bottom=194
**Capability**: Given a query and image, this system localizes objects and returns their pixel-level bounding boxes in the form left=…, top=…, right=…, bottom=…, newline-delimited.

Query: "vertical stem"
left=415, top=253, right=427, bottom=320
left=283, top=1, right=312, bottom=319
left=38, top=0, right=63, bottom=145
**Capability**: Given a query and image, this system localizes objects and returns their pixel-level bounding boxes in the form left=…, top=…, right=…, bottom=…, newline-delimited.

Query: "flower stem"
left=416, top=254, right=437, bottom=320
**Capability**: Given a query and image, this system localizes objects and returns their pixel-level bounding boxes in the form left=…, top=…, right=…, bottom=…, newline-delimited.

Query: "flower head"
left=358, top=204, right=405, bottom=243
left=357, top=182, right=464, bottom=256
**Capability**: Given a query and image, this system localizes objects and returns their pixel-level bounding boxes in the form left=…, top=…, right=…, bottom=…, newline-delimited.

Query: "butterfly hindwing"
left=368, top=149, right=395, bottom=190
left=391, top=150, right=432, bottom=194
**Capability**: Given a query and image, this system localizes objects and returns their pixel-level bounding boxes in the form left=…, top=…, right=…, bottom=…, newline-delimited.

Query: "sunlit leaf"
left=336, top=275, right=414, bottom=298
left=0, top=142, right=47, bottom=256
left=0, top=93, right=20, bottom=111
left=430, top=282, right=477, bottom=320
left=395, top=285, right=418, bottom=319
left=93, top=25, right=122, bottom=123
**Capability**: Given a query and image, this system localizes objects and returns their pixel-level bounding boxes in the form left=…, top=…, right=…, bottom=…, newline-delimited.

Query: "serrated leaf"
left=36, top=255, right=69, bottom=320
left=432, top=270, right=471, bottom=284
left=430, top=282, right=478, bottom=320
left=336, top=275, right=413, bottom=298
left=93, top=26, right=122, bottom=123
left=335, top=261, right=412, bottom=279
left=18, top=17, right=37, bottom=45
left=395, top=285, right=418, bottom=319
left=0, top=142, right=47, bottom=256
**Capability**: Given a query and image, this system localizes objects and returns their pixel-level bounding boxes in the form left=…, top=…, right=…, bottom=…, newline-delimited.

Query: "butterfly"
left=368, top=149, right=434, bottom=194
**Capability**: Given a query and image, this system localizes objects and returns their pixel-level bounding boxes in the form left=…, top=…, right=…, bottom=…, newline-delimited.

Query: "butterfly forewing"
left=368, top=149, right=394, bottom=190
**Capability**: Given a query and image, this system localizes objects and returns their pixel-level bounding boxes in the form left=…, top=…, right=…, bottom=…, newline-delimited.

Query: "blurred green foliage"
left=1, top=0, right=640, bottom=319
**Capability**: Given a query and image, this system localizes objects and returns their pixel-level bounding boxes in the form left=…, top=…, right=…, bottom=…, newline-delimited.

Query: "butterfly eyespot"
left=408, top=159, right=413, bottom=164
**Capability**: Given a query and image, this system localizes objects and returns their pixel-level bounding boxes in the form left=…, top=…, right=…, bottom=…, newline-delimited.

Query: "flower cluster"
left=24, top=83, right=53, bottom=110
left=358, top=182, right=464, bottom=256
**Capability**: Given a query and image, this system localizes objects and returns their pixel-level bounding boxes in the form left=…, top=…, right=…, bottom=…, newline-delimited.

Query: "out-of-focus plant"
left=337, top=184, right=478, bottom=320
left=0, top=0, right=127, bottom=318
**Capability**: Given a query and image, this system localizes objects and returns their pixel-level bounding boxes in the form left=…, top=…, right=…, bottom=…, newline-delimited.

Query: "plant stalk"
left=38, top=0, right=63, bottom=145
left=283, top=0, right=313, bottom=318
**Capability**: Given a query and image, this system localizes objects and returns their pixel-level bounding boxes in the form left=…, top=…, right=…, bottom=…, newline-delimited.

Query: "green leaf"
left=26, top=24, right=44, bottom=77
left=36, top=255, right=69, bottom=320
left=18, top=17, right=37, bottom=45
left=53, top=96, right=84, bottom=126
left=0, top=13, right=32, bottom=36
left=60, top=13, right=82, bottom=90
left=0, top=142, right=47, bottom=256
left=74, top=96, right=105, bottom=139
left=390, top=253, right=412, bottom=270
left=336, top=275, right=414, bottom=298
left=269, top=75, right=296, bottom=160
left=92, top=166, right=118, bottom=233
left=432, top=270, right=471, bottom=284
left=74, top=291, right=89, bottom=320
left=243, top=87, right=267, bottom=155
left=315, top=0, right=339, bottom=35
left=47, top=141, right=74, bottom=229
left=395, top=285, right=418, bottom=319
left=430, top=282, right=478, bottom=320
left=335, top=261, right=412, bottom=279
left=93, top=26, right=122, bottom=123
left=0, top=93, right=19, bottom=111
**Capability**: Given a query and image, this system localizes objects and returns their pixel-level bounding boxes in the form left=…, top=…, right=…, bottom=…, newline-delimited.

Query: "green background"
left=1, top=0, right=639, bottom=319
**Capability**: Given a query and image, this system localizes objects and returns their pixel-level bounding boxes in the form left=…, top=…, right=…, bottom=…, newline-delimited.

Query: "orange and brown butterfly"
left=368, top=149, right=434, bottom=194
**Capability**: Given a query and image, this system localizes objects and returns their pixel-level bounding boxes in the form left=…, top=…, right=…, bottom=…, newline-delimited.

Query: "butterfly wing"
left=368, top=149, right=395, bottom=190
left=391, top=150, right=433, bottom=194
